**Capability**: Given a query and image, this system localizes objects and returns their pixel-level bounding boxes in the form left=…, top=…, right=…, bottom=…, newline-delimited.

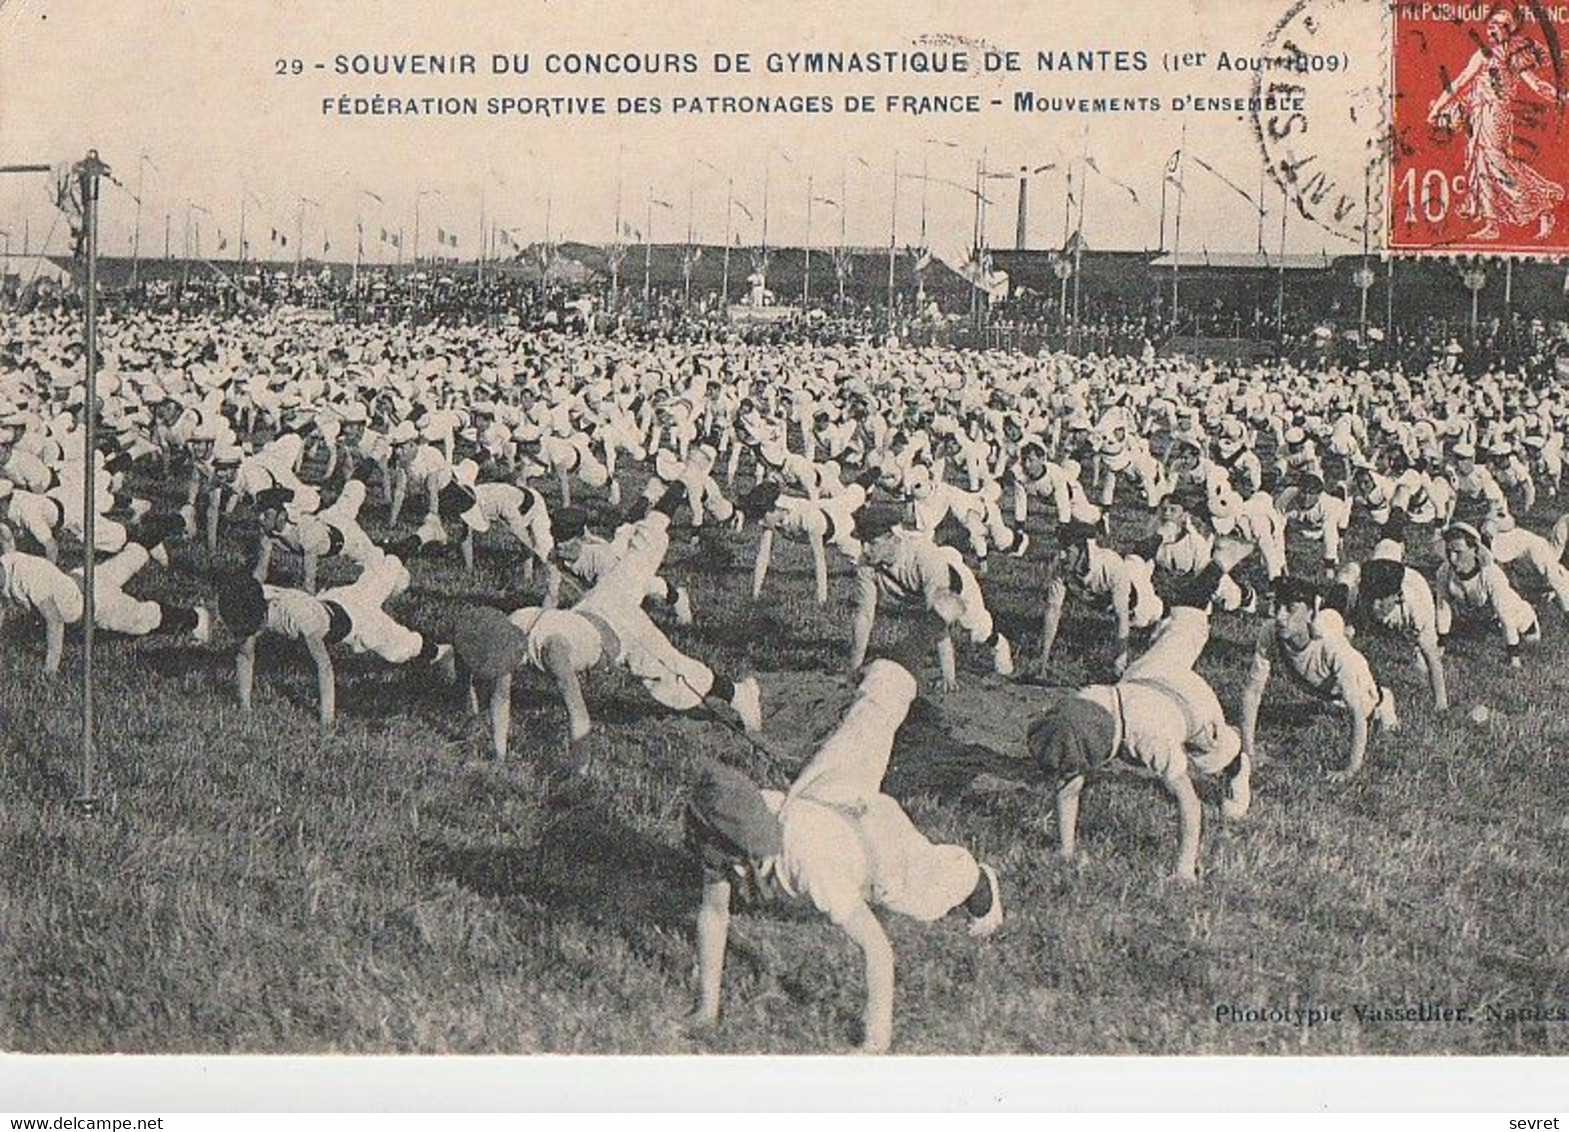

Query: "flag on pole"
left=1085, top=156, right=1140, bottom=204
left=734, top=200, right=754, bottom=222
left=437, top=227, right=447, bottom=245
left=651, top=198, right=674, bottom=210
left=1164, top=151, right=1182, bottom=181
left=218, top=232, right=228, bottom=251
left=1189, top=154, right=1257, bottom=208
left=323, top=236, right=330, bottom=253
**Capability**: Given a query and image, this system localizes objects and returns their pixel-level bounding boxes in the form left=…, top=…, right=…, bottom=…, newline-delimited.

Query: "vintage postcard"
left=0, top=0, right=1566, bottom=1080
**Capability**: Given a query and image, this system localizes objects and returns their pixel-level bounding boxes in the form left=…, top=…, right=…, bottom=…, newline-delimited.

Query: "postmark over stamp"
left=1391, top=1, right=1569, bottom=254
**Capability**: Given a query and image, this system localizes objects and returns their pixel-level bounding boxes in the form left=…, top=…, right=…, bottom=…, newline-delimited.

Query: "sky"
left=0, top=0, right=1389, bottom=269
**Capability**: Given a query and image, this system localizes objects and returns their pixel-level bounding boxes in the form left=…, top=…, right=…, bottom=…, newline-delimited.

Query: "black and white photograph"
left=1, top=0, right=1567, bottom=1094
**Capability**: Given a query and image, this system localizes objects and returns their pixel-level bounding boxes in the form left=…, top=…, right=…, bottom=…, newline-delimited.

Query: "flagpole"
left=1158, top=161, right=1168, bottom=253
left=130, top=155, right=146, bottom=289
left=920, top=151, right=930, bottom=249
left=1257, top=165, right=1267, bottom=254
left=1385, top=253, right=1395, bottom=342
left=1171, top=121, right=1188, bottom=332
left=414, top=189, right=423, bottom=267
left=294, top=196, right=304, bottom=277
left=761, top=159, right=771, bottom=255
left=1073, top=128, right=1088, bottom=330
left=722, top=176, right=733, bottom=308
left=1360, top=160, right=1372, bottom=335
left=238, top=194, right=247, bottom=269
left=612, top=168, right=624, bottom=310
left=839, top=162, right=848, bottom=313
left=804, top=174, right=813, bottom=308
left=887, top=150, right=899, bottom=330
left=643, top=189, right=653, bottom=304
left=685, top=179, right=695, bottom=308
left=478, top=185, right=487, bottom=290
left=79, top=152, right=106, bottom=811
left=542, top=187, right=553, bottom=300
left=1060, top=167, right=1072, bottom=324
left=1276, top=180, right=1288, bottom=333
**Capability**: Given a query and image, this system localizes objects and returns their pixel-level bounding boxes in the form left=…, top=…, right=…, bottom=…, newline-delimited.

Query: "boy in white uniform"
left=551, top=506, right=693, bottom=625
left=77, top=514, right=210, bottom=642
left=685, top=657, right=1002, bottom=1054
left=1038, top=521, right=1164, bottom=678
left=1435, top=522, right=1543, bottom=667
left=1028, top=566, right=1251, bottom=884
left=448, top=491, right=760, bottom=759
left=1240, top=575, right=1398, bottom=782
left=254, top=482, right=378, bottom=593
left=739, top=480, right=867, bottom=606
left=849, top=510, right=1014, bottom=691
left=1336, top=542, right=1448, bottom=712
left=217, top=552, right=449, bottom=729
left=0, top=522, right=85, bottom=674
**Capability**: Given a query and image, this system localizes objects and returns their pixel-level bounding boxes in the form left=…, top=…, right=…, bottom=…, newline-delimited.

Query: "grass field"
left=2, top=459, right=1567, bottom=1056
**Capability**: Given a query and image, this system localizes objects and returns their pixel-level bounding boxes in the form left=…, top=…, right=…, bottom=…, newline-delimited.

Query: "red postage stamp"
left=1391, top=2, right=1569, bottom=254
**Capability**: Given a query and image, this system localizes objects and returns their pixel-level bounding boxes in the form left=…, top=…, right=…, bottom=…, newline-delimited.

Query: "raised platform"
left=727, top=303, right=801, bottom=325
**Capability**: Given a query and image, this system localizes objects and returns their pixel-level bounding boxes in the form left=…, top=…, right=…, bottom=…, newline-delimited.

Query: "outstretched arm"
left=849, top=569, right=878, bottom=672
left=836, top=903, right=895, bottom=1055
left=1055, top=774, right=1085, bottom=861
left=1520, top=68, right=1560, bottom=102
left=1038, top=576, right=1068, bottom=677
left=1163, top=770, right=1203, bottom=883
left=1337, top=703, right=1370, bottom=780
left=1239, top=652, right=1270, bottom=760
left=1430, top=51, right=1485, bottom=118
left=254, top=538, right=275, bottom=585
left=1417, top=632, right=1449, bottom=713
left=235, top=633, right=259, bottom=710
left=808, top=527, right=829, bottom=607
left=544, top=636, right=592, bottom=741
left=305, top=634, right=337, bottom=729
left=751, top=528, right=775, bottom=600
left=487, top=673, right=514, bottom=760
left=42, top=603, right=66, bottom=676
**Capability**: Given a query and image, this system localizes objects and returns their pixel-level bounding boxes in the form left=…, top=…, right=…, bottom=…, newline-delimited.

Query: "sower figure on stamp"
left=1427, top=6, right=1565, bottom=241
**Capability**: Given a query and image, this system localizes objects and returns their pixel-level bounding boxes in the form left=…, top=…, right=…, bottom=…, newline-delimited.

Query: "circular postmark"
left=1251, top=0, right=1388, bottom=245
